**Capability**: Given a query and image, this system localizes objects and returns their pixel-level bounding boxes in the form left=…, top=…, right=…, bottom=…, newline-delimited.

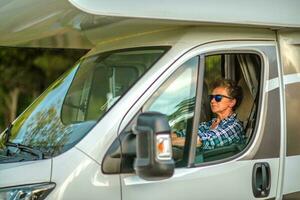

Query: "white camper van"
left=0, top=0, right=300, bottom=199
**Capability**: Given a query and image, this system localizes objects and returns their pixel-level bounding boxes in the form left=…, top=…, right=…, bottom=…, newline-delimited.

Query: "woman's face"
left=210, top=86, right=236, bottom=116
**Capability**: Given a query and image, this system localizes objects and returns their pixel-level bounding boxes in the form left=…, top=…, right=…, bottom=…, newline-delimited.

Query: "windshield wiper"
left=4, top=123, right=44, bottom=160
left=4, top=123, right=12, bottom=144
left=5, top=142, right=44, bottom=160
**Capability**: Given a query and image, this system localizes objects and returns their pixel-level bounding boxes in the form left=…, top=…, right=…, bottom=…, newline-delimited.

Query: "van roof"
left=70, top=0, right=300, bottom=28
left=0, top=0, right=299, bottom=49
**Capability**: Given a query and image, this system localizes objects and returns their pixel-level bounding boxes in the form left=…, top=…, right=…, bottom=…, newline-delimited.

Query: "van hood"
left=0, top=159, right=52, bottom=188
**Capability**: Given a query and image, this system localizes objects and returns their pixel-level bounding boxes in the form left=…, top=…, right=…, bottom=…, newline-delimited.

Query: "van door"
left=119, top=42, right=282, bottom=200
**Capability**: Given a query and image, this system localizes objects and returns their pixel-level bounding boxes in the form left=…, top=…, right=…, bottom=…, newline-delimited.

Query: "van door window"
left=143, top=57, right=199, bottom=166
left=194, top=53, right=261, bottom=164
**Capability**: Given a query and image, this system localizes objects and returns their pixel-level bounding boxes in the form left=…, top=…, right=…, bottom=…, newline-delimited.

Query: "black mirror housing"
left=133, top=112, right=174, bottom=181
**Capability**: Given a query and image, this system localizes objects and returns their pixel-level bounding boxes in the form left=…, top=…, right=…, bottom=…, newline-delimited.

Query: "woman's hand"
left=171, top=133, right=185, bottom=147
left=197, top=137, right=202, bottom=147
left=171, top=133, right=202, bottom=147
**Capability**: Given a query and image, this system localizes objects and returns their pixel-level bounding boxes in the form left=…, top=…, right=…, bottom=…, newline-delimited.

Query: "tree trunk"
left=4, top=87, right=20, bottom=124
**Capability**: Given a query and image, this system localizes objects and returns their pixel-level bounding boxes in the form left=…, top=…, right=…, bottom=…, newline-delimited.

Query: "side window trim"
left=188, top=54, right=205, bottom=167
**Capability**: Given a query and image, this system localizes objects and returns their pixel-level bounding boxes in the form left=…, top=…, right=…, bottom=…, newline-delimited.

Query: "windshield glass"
left=0, top=47, right=168, bottom=158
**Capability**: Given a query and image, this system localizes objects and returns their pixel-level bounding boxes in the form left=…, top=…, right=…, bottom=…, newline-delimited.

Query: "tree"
left=0, top=47, right=87, bottom=132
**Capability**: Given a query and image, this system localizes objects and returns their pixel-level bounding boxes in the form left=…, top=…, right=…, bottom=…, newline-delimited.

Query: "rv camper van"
left=0, top=0, right=300, bottom=199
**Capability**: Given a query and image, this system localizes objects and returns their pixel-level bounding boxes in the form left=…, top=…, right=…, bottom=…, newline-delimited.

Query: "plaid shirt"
left=175, top=113, right=245, bottom=150
left=198, top=113, right=245, bottom=150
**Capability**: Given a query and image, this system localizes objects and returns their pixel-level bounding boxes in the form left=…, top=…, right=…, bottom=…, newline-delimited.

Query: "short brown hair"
left=211, top=79, right=243, bottom=110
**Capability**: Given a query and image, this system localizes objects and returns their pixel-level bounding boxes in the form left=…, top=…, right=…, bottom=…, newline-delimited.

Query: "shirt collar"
left=212, top=113, right=237, bottom=126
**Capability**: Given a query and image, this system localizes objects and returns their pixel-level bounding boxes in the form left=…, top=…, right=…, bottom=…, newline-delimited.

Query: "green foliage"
left=0, top=47, right=88, bottom=132
left=204, top=55, right=222, bottom=92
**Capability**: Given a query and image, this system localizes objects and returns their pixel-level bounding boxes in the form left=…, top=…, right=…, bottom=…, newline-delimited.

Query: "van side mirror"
left=133, top=112, right=174, bottom=181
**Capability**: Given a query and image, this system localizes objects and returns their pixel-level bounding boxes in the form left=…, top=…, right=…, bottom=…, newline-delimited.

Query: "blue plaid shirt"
left=176, top=113, right=245, bottom=150
left=198, top=113, right=245, bottom=150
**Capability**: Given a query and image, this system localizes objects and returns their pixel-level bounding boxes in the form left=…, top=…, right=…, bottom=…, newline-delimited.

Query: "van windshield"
left=0, top=47, right=168, bottom=157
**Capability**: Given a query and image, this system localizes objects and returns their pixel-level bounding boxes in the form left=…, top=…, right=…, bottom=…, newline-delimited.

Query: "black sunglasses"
left=209, top=94, right=233, bottom=102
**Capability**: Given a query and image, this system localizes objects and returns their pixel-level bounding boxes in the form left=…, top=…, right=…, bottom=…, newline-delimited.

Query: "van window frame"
left=190, top=49, right=265, bottom=168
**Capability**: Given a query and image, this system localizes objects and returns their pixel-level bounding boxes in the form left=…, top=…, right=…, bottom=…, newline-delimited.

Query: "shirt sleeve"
left=175, top=129, right=186, bottom=137
left=198, top=120, right=244, bottom=150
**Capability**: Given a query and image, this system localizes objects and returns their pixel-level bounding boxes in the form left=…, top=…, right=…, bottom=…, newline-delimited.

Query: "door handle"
left=252, top=162, right=271, bottom=198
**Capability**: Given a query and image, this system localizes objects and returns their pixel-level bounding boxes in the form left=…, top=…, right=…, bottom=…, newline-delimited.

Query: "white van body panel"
left=0, top=159, right=51, bottom=187
left=86, top=26, right=275, bottom=57
left=74, top=107, right=123, bottom=165
left=283, top=155, right=300, bottom=196
left=121, top=159, right=279, bottom=200
left=49, top=147, right=120, bottom=200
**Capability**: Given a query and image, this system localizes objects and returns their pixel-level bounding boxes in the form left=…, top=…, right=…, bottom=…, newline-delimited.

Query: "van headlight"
left=0, top=182, right=55, bottom=200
